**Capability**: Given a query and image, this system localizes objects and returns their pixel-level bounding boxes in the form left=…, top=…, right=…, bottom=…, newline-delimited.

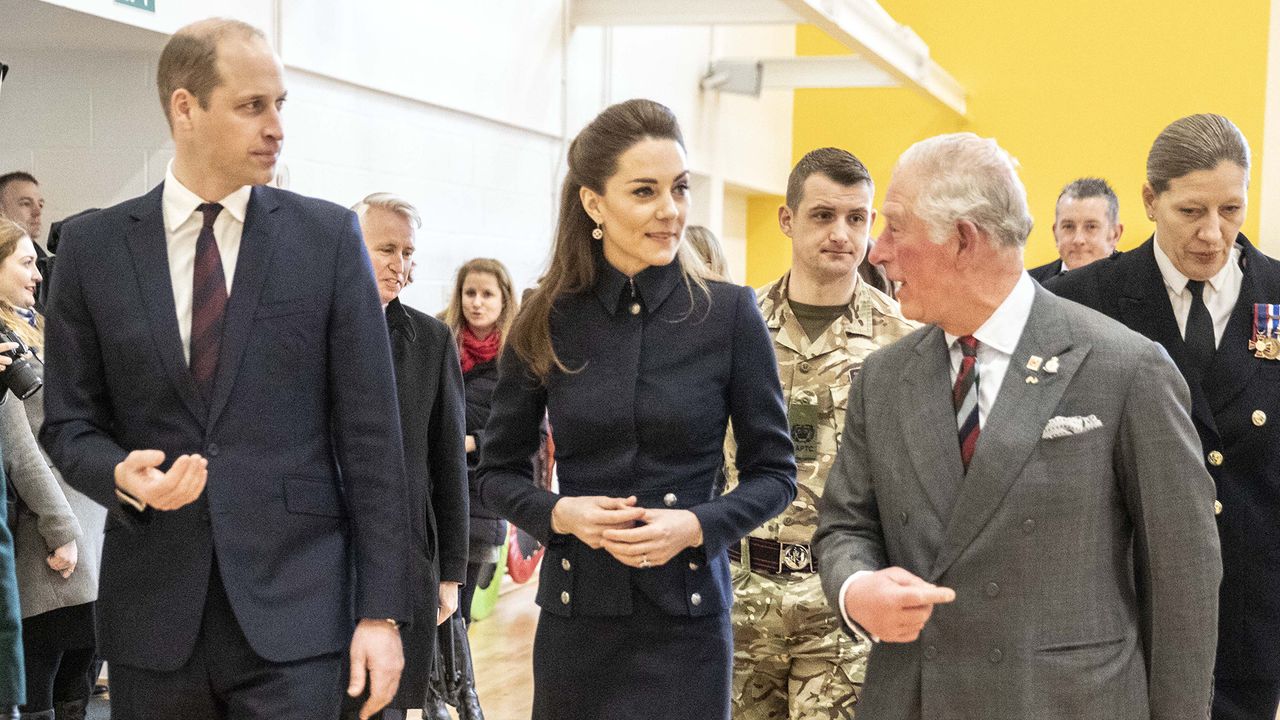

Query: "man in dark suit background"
left=1049, top=113, right=1280, bottom=720
left=814, top=132, right=1221, bottom=719
left=1028, top=177, right=1123, bottom=282
left=40, top=19, right=410, bottom=720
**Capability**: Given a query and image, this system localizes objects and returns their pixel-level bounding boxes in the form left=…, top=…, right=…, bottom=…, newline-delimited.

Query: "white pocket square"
left=1042, top=414, right=1103, bottom=440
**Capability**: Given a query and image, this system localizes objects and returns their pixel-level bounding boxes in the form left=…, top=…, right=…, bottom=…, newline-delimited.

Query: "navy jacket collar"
left=592, top=245, right=685, bottom=315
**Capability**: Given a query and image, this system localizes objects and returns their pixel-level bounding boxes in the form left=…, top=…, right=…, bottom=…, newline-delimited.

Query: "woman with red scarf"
left=434, top=259, right=518, bottom=716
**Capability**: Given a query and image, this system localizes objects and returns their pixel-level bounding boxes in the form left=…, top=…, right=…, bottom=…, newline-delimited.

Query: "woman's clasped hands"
left=550, top=495, right=704, bottom=569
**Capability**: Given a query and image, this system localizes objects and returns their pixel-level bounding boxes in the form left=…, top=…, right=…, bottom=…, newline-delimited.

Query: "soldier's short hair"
left=786, top=147, right=873, bottom=210
left=1056, top=178, right=1119, bottom=226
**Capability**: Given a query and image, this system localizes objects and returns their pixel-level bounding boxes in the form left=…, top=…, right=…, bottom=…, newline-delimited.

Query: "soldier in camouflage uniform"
left=725, top=148, right=916, bottom=719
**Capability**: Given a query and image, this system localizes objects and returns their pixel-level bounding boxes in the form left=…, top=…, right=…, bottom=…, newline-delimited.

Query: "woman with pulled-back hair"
left=477, top=99, right=796, bottom=719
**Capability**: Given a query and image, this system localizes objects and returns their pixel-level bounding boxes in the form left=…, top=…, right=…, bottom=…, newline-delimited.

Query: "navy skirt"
left=532, top=590, right=732, bottom=720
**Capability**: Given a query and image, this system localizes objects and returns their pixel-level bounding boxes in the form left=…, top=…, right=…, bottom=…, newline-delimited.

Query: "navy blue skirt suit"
left=477, top=252, right=796, bottom=720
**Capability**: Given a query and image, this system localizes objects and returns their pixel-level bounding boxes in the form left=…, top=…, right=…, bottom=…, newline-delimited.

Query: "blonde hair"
left=684, top=226, right=729, bottom=281
left=443, top=258, right=518, bottom=353
left=0, top=219, right=43, bottom=352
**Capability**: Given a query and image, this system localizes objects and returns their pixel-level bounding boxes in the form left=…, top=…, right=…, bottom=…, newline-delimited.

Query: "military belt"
left=728, top=536, right=817, bottom=574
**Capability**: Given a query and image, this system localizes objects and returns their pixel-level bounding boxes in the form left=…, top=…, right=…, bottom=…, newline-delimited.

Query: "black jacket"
left=385, top=298, right=469, bottom=707
left=1047, top=235, right=1280, bottom=679
left=463, top=357, right=507, bottom=556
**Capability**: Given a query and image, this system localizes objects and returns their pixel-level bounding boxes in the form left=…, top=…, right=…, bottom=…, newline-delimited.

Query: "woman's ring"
left=640, top=555, right=651, bottom=569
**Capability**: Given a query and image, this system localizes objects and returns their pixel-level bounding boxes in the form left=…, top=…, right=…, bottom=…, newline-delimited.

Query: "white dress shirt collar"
left=162, top=162, right=251, bottom=233
left=945, top=272, right=1036, bottom=353
left=1152, top=235, right=1240, bottom=296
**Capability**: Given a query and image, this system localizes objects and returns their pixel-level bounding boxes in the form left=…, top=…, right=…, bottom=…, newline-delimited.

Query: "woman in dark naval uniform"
left=477, top=98, right=796, bottom=720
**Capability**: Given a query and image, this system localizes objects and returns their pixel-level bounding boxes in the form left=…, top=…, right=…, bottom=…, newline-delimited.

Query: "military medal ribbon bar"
left=1249, top=303, right=1280, bottom=360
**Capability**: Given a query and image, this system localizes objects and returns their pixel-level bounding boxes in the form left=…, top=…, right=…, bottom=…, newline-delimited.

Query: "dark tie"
left=1184, top=280, right=1215, bottom=380
left=191, top=203, right=227, bottom=399
left=952, top=335, right=981, bottom=472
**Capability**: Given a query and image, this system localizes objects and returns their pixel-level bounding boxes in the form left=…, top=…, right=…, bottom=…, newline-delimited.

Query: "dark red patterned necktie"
left=952, top=335, right=980, bottom=471
left=190, top=202, right=227, bottom=400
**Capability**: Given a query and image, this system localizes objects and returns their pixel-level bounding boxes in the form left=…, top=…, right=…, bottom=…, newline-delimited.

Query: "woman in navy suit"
left=477, top=98, right=796, bottom=720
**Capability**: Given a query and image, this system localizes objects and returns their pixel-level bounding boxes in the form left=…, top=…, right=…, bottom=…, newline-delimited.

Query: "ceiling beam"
left=778, top=0, right=965, bottom=115
left=702, top=56, right=897, bottom=95
left=571, top=0, right=802, bottom=26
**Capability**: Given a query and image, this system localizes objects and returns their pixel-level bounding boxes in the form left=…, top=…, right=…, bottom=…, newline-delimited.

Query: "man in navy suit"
left=1028, top=177, right=1123, bottom=283
left=40, top=18, right=410, bottom=720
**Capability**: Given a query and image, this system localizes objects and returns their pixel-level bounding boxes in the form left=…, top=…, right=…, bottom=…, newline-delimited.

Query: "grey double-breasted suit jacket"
left=814, top=285, right=1222, bottom=720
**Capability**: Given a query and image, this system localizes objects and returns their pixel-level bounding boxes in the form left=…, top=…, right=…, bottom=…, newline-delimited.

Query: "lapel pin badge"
left=1025, top=375, right=1039, bottom=385
left=1026, top=355, right=1043, bottom=372
left=1044, top=356, right=1060, bottom=374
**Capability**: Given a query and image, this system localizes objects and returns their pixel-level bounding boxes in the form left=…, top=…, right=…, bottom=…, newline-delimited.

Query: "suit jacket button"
left=561, top=558, right=571, bottom=572
left=1253, top=410, right=1268, bottom=426
left=1022, top=519, right=1035, bottom=534
left=985, top=582, right=1000, bottom=597
left=989, top=648, right=1003, bottom=664
left=560, top=591, right=570, bottom=605
left=923, top=645, right=938, bottom=660
left=1207, top=450, right=1224, bottom=466
left=688, top=561, right=700, bottom=571
left=664, top=492, right=677, bottom=507
left=799, top=361, right=812, bottom=373
left=206, top=443, right=220, bottom=457
left=900, top=511, right=909, bottom=524
left=629, top=303, right=642, bottom=315
left=690, top=592, right=702, bottom=606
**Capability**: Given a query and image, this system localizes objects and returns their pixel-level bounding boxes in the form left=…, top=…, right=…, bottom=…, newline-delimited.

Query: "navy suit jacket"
left=40, top=183, right=410, bottom=670
left=1027, top=258, right=1063, bottom=284
left=1047, top=235, right=1280, bottom=679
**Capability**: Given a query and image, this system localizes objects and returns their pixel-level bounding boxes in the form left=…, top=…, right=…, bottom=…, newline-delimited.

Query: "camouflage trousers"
left=730, top=563, right=868, bottom=719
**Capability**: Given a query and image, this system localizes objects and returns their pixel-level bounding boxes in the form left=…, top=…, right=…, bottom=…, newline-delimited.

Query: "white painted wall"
left=1, top=0, right=793, bottom=315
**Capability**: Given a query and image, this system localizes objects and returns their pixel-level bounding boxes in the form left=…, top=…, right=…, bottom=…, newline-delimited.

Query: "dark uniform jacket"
left=478, top=253, right=796, bottom=619
left=1047, top=235, right=1280, bottom=680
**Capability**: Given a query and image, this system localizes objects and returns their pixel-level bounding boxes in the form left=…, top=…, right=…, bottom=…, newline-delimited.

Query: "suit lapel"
left=205, top=186, right=279, bottom=429
left=929, top=288, right=1086, bottom=580
left=125, top=184, right=206, bottom=427
left=1203, top=239, right=1263, bottom=414
left=898, top=328, right=966, bottom=521
left=1117, top=240, right=1217, bottom=434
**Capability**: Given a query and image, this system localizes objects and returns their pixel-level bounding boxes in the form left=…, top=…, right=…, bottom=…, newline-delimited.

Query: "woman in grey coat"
left=0, top=219, right=101, bottom=720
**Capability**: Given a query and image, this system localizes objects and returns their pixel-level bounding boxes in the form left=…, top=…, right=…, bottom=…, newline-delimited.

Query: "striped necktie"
left=952, top=335, right=980, bottom=471
left=190, top=202, right=227, bottom=400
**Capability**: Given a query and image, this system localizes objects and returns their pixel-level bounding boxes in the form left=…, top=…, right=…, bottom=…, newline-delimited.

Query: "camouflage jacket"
left=724, top=272, right=916, bottom=543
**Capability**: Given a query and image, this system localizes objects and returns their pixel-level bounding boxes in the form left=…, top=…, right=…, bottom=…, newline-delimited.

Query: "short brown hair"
left=786, top=147, right=873, bottom=209
left=157, top=18, right=266, bottom=127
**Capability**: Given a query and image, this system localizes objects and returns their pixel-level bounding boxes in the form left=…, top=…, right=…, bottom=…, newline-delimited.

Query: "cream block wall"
left=3, top=0, right=794, bottom=313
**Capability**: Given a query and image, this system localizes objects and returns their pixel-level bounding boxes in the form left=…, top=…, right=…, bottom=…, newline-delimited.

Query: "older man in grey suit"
left=813, top=133, right=1222, bottom=720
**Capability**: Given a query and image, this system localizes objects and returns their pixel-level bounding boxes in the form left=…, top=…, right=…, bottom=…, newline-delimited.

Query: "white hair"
left=895, top=133, right=1033, bottom=248
left=351, top=192, right=421, bottom=229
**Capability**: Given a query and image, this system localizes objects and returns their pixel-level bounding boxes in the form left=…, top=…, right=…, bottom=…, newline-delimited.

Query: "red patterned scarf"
left=459, top=325, right=501, bottom=373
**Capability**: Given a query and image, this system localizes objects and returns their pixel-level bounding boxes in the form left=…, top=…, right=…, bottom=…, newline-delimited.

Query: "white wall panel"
left=279, top=0, right=565, bottom=138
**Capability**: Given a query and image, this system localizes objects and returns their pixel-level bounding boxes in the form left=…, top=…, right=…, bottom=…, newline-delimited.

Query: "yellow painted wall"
left=745, top=1, right=1271, bottom=287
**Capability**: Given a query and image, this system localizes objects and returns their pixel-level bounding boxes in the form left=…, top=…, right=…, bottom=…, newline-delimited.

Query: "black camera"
left=0, top=324, right=42, bottom=400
